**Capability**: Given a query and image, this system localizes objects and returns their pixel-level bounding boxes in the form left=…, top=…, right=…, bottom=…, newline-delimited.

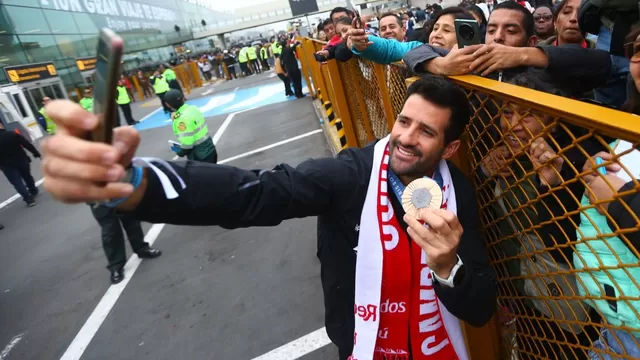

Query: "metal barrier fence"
left=298, top=38, right=640, bottom=360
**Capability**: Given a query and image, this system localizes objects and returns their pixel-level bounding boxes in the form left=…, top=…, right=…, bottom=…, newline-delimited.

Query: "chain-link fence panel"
left=453, top=76, right=640, bottom=360
left=388, top=63, right=411, bottom=119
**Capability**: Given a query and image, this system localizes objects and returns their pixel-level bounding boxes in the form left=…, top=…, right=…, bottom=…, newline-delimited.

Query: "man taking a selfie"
left=40, top=76, right=496, bottom=360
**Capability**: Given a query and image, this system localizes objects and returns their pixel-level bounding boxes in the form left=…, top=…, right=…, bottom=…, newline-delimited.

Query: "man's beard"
left=389, top=137, right=443, bottom=180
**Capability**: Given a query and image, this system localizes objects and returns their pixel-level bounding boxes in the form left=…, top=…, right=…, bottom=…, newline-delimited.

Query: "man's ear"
left=527, top=35, right=539, bottom=47
left=442, top=140, right=461, bottom=160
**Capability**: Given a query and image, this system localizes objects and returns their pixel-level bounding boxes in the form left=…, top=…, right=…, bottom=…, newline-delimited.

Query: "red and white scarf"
left=350, top=136, right=468, bottom=360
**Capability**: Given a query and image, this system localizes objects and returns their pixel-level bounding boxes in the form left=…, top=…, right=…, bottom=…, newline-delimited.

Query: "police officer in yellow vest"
left=247, top=45, right=261, bottom=74
left=260, top=43, right=270, bottom=71
left=271, top=39, right=282, bottom=58
left=150, top=70, right=171, bottom=114
left=159, top=64, right=183, bottom=94
left=117, top=80, right=137, bottom=126
left=79, top=88, right=94, bottom=112
left=238, top=45, right=251, bottom=76
left=164, top=89, right=217, bottom=163
left=38, top=97, right=55, bottom=134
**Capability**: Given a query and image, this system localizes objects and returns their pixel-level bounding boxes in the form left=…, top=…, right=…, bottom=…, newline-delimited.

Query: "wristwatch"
left=431, top=256, right=465, bottom=288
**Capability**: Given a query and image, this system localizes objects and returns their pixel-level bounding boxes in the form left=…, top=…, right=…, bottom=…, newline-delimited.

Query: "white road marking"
left=137, top=107, right=162, bottom=123
left=268, top=72, right=277, bottom=78
left=59, top=224, right=165, bottom=360
left=0, top=179, right=44, bottom=211
left=226, top=83, right=282, bottom=111
left=233, top=86, right=240, bottom=93
left=1, top=333, right=25, bottom=360
left=251, top=327, right=331, bottom=360
left=199, top=93, right=236, bottom=114
left=219, top=129, right=323, bottom=165
left=212, top=108, right=252, bottom=145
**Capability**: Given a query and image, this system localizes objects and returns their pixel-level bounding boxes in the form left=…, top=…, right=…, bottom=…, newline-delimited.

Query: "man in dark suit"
left=0, top=121, right=40, bottom=207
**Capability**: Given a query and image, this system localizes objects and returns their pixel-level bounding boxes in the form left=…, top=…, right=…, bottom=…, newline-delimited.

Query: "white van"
left=0, top=87, right=44, bottom=142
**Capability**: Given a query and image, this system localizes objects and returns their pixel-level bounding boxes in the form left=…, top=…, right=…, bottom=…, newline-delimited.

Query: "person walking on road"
left=150, top=71, right=171, bottom=114
left=89, top=205, right=162, bottom=284
left=274, top=56, right=294, bottom=97
left=165, top=89, right=217, bottom=163
left=280, top=40, right=305, bottom=98
left=117, top=81, right=137, bottom=126
left=0, top=122, right=40, bottom=207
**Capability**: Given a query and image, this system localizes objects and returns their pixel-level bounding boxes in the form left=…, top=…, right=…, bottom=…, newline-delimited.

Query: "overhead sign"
left=4, top=62, right=58, bottom=84
left=289, top=0, right=319, bottom=16
left=76, top=57, right=97, bottom=71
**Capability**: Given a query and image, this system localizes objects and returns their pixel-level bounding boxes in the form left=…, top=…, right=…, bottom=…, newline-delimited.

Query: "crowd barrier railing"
left=298, top=37, right=640, bottom=360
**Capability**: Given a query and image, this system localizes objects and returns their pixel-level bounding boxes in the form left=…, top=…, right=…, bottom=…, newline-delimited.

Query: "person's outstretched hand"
left=41, top=100, right=141, bottom=204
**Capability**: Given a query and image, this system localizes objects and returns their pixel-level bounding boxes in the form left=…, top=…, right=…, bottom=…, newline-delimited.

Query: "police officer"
left=79, top=88, right=94, bottom=112
left=271, top=38, right=282, bottom=59
left=164, top=89, right=217, bottom=163
left=247, top=45, right=260, bottom=74
left=116, top=80, right=137, bottom=126
left=150, top=71, right=171, bottom=114
left=238, top=45, right=251, bottom=76
left=159, top=64, right=183, bottom=94
left=38, top=97, right=55, bottom=134
left=260, top=43, right=270, bottom=71
left=89, top=205, right=162, bottom=284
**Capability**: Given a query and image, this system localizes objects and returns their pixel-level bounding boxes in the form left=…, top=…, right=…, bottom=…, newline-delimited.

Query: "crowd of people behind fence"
left=305, top=0, right=640, bottom=359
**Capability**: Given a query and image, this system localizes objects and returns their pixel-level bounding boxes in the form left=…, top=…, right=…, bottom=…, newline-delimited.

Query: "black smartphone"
left=454, top=19, right=482, bottom=48
left=346, top=0, right=362, bottom=29
left=90, top=28, right=124, bottom=144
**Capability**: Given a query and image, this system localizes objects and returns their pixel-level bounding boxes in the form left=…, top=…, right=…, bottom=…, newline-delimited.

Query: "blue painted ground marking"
left=136, top=81, right=307, bottom=131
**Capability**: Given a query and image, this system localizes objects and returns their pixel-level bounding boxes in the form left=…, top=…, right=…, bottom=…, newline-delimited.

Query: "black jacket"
left=402, top=44, right=612, bottom=97
left=0, top=129, right=40, bottom=168
left=280, top=44, right=300, bottom=73
left=131, top=142, right=497, bottom=355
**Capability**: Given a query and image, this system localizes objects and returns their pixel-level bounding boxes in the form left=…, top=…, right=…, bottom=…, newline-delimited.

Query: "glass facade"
left=0, top=0, right=235, bottom=89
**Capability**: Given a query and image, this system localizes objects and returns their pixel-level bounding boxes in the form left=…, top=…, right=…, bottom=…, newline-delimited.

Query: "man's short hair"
left=380, top=12, right=403, bottom=27
left=509, top=73, right=567, bottom=98
left=492, top=1, right=535, bottom=39
left=323, top=18, right=333, bottom=28
left=405, top=76, right=471, bottom=144
left=330, top=7, right=350, bottom=21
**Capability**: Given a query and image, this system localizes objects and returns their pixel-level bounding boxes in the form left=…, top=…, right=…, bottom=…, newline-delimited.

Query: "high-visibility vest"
left=39, top=107, right=55, bottom=134
left=271, top=42, right=282, bottom=55
left=151, top=76, right=170, bottom=94
left=247, top=47, right=258, bottom=60
left=79, top=97, right=94, bottom=112
left=260, top=47, right=268, bottom=60
left=172, top=104, right=209, bottom=149
left=116, top=86, right=131, bottom=105
left=238, top=48, right=249, bottom=63
left=163, top=68, right=177, bottom=81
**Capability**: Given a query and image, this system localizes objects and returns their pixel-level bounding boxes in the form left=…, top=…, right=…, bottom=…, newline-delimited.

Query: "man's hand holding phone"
left=41, top=100, right=141, bottom=204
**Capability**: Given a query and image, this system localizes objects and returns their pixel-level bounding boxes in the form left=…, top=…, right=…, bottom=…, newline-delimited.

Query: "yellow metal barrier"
left=298, top=38, right=640, bottom=360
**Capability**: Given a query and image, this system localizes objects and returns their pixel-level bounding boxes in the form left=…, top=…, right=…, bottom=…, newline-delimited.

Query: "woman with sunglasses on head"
left=574, top=27, right=640, bottom=360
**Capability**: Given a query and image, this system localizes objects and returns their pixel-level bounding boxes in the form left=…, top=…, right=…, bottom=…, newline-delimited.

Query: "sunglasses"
left=624, top=41, right=640, bottom=61
left=533, top=15, right=553, bottom=21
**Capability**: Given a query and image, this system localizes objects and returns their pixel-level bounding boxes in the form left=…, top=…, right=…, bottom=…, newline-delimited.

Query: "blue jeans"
left=1, top=161, right=37, bottom=203
left=595, top=26, right=630, bottom=109
left=590, top=327, right=640, bottom=360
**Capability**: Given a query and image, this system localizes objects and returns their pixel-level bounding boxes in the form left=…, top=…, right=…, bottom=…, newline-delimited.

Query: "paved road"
left=0, top=72, right=340, bottom=360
